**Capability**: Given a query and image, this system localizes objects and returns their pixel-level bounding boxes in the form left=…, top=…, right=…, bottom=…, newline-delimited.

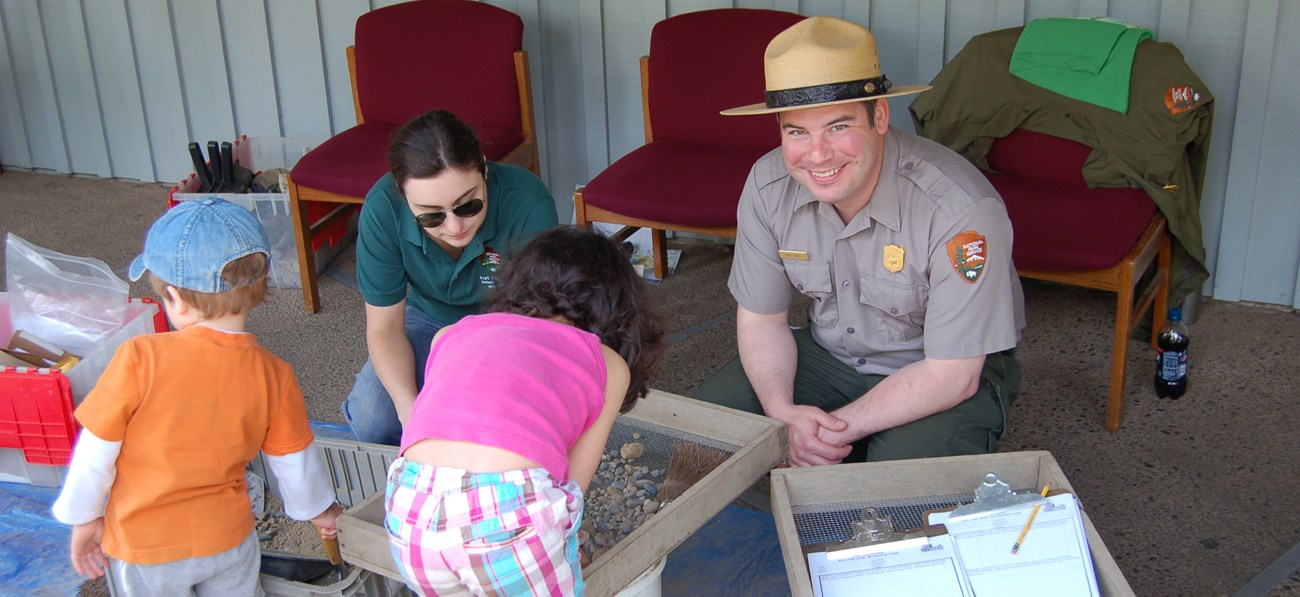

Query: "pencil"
left=1010, top=484, right=1051, bottom=555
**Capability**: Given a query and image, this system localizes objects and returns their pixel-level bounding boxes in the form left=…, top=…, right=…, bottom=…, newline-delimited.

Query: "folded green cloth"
left=1009, top=18, right=1153, bottom=113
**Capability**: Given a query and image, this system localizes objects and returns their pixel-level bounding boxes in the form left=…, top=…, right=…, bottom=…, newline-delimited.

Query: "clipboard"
left=925, top=474, right=1100, bottom=597
left=803, top=507, right=974, bottom=597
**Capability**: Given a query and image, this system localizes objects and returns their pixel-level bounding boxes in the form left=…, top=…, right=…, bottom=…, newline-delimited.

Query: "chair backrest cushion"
left=354, top=0, right=523, bottom=131
left=648, top=9, right=804, bottom=149
left=986, top=128, right=1091, bottom=186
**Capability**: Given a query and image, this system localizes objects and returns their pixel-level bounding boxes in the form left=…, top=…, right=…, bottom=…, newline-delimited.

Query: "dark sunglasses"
left=414, top=198, right=485, bottom=228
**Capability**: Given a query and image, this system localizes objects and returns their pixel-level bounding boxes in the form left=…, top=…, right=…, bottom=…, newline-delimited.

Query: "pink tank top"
left=400, top=313, right=608, bottom=482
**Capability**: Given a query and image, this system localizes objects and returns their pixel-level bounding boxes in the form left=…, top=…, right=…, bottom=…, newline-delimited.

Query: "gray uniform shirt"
left=729, top=128, right=1026, bottom=376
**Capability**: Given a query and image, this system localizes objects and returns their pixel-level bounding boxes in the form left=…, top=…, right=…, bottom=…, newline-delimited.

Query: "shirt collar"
left=863, top=130, right=902, bottom=233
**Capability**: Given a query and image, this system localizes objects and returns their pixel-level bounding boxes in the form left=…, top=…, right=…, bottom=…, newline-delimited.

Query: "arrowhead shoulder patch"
left=946, top=231, right=987, bottom=284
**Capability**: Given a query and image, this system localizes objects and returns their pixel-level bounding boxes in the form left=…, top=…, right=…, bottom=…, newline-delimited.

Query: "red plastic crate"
left=0, top=296, right=166, bottom=468
left=0, top=367, right=77, bottom=465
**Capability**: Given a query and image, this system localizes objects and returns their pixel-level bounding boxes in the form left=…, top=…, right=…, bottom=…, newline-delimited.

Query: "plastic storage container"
left=169, top=136, right=357, bottom=289
left=0, top=292, right=164, bottom=485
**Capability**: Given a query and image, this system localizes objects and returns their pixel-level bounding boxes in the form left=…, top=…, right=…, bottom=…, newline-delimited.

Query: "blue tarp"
left=0, top=482, right=81, bottom=596
left=0, top=420, right=356, bottom=597
left=664, top=503, right=790, bottom=596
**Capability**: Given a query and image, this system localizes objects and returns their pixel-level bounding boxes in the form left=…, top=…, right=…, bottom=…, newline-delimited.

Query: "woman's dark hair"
left=485, top=227, right=667, bottom=412
left=388, top=110, right=487, bottom=190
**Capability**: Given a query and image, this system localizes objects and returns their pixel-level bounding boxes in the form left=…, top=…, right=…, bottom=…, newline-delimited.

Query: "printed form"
left=806, top=532, right=973, bottom=597
left=929, top=493, right=1100, bottom=597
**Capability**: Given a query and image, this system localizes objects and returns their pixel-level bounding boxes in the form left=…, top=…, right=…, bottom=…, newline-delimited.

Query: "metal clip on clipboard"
left=945, top=472, right=1048, bottom=524
left=826, top=507, right=931, bottom=560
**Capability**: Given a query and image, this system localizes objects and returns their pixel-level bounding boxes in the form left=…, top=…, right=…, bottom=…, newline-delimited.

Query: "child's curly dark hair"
left=485, top=227, right=667, bottom=412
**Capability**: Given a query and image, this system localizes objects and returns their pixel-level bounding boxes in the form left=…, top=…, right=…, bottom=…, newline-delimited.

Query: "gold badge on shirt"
left=778, top=250, right=810, bottom=261
left=883, top=245, right=905, bottom=273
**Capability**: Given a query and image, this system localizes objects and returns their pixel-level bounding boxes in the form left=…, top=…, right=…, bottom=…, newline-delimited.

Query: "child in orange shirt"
left=52, top=198, right=343, bottom=595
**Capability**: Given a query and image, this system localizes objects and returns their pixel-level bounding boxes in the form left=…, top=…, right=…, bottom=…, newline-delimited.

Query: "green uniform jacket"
left=909, top=26, right=1212, bottom=304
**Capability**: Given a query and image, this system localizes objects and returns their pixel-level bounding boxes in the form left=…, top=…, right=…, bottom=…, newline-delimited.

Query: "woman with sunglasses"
left=343, top=109, right=558, bottom=445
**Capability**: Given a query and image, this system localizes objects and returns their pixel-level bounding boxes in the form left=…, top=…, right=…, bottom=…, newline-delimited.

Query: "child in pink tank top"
left=384, top=227, right=666, bottom=596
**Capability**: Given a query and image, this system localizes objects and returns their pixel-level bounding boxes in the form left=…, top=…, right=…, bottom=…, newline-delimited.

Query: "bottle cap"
left=1168, top=307, right=1182, bottom=321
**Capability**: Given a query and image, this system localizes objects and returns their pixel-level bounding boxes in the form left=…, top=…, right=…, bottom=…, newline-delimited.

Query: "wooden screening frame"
left=770, top=451, right=1135, bottom=596
left=337, top=390, right=786, bottom=595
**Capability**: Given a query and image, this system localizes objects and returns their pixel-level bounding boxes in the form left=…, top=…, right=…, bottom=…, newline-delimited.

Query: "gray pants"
left=107, top=530, right=264, bottom=597
left=694, top=327, right=1020, bottom=462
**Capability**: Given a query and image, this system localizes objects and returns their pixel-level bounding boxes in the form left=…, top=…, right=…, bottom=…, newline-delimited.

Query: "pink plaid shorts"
left=384, top=458, right=585, bottom=596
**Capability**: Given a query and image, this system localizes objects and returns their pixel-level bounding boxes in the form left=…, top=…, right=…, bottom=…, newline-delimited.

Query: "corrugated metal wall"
left=0, top=0, right=1295, bottom=308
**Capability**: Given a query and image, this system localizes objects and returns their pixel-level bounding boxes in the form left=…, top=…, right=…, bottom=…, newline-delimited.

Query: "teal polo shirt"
left=355, top=162, right=558, bottom=325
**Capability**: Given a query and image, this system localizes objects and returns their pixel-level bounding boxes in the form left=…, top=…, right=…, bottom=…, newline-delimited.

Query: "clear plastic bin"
left=0, top=292, right=162, bottom=484
left=169, top=136, right=357, bottom=289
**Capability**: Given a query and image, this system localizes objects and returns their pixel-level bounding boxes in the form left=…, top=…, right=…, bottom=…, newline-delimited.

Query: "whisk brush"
left=659, top=442, right=729, bottom=502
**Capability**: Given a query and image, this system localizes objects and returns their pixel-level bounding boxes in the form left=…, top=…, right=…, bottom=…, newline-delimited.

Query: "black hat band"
left=764, top=75, right=893, bottom=109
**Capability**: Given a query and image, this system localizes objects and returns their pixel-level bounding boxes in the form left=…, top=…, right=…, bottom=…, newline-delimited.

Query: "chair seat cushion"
left=291, top=123, right=396, bottom=199
left=582, top=140, right=769, bottom=228
left=987, top=172, right=1158, bottom=271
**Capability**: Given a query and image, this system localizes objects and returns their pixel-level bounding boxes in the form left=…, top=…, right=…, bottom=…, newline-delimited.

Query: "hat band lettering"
left=764, top=75, right=893, bottom=109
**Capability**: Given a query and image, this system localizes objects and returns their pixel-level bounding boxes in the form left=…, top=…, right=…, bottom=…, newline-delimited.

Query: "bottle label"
left=1158, top=349, right=1187, bottom=380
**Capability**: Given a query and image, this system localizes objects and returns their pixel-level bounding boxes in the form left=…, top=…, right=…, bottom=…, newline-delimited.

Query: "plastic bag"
left=4, top=233, right=129, bottom=356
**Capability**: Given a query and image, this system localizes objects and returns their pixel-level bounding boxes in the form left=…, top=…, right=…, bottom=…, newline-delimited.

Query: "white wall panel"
left=220, top=0, right=281, bottom=138
left=84, top=0, right=153, bottom=182
left=0, top=0, right=1294, bottom=307
left=0, top=5, right=34, bottom=169
left=44, top=1, right=111, bottom=177
left=319, top=0, right=369, bottom=135
left=1214, top=0, right=1280, bottom=304
left=267, top=0, right=330, bottom=138
left=1235, top=0, right=1299, bottom=306
left=173, top=2, right=235, bottom=147
left=3, top=0, right=67, bottom=173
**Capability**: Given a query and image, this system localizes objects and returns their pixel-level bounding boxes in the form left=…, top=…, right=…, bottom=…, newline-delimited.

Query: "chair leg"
left=1106, top=264, right=1138, bottom=432
left=573, top=188, right=591, bottom=228
left=651, top=229, right=668, bottom=280
left=287, top=176, right=322, bottom=314
left=1150, top=232, right=1173, bottom=348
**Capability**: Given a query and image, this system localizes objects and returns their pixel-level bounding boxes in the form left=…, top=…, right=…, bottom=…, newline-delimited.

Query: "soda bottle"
left=1154, top=307, right=1189, bottom=399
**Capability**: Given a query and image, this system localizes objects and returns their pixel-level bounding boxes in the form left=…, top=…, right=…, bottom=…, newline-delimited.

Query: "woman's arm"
left=566, top=346, right=631, bottom=493
left=364, top=300, right=418, bottom=425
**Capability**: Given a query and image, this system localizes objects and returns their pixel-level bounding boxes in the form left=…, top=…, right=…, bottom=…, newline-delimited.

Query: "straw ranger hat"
left=722, top=16, right=931, bottom=116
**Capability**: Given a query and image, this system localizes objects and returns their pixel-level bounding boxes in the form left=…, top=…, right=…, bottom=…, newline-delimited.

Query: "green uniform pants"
left=694, top=328, right=1021, bottom=462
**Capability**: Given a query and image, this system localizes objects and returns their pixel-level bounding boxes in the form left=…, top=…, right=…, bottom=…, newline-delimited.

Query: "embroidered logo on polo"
left=478, top=246, right=503, bottom=288
left=1165, top=85, right=1203, bottom=115
left=946, top=231, right=986, bottom=284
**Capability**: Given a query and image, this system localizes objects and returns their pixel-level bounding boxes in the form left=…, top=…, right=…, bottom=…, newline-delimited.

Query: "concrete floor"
left=2, top=170, right=1299, bottom=596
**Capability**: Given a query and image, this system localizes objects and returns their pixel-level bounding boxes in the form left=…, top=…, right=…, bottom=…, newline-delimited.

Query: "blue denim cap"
left=128, top=197, right=270, bottom=292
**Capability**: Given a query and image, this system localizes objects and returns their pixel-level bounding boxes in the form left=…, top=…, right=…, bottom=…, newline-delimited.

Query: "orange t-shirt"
left=74, top=325, right=314, bottom=565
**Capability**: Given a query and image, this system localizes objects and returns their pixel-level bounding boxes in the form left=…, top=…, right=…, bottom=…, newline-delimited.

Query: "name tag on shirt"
left=778, top=250, right=809, bottom=261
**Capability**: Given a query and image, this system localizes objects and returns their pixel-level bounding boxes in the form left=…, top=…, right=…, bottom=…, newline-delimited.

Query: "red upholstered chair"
left=985, top=129, right=1171, bottom=431
left=287, top=0, right=538, bottom=313
left=573, top=8, right=804, bottom=279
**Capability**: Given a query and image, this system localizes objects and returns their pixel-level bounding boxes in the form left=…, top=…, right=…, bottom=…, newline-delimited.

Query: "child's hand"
left=70, top=518, right=108, bottom=578
left=311, top=502, right=345, bottom=539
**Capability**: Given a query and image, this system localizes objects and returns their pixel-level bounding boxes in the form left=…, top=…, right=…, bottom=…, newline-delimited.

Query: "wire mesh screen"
left=790, top=487, right=1034, bottom=547
left=598, top=415, right=739, bottom=475
left=581, top=416, right=739, bottom=559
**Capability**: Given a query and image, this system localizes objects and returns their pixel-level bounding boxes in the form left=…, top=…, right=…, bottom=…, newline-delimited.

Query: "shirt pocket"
left=859, top=274, right=929, bottom=342
left=786, top=260, right=837, bottom=326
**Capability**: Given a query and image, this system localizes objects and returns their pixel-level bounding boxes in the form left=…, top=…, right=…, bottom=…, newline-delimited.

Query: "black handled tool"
left=220, top=141, right=234, bottom=191
left=207, top=141, right=224, bottom=192
left=188, top=142, right=213, bottom=192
